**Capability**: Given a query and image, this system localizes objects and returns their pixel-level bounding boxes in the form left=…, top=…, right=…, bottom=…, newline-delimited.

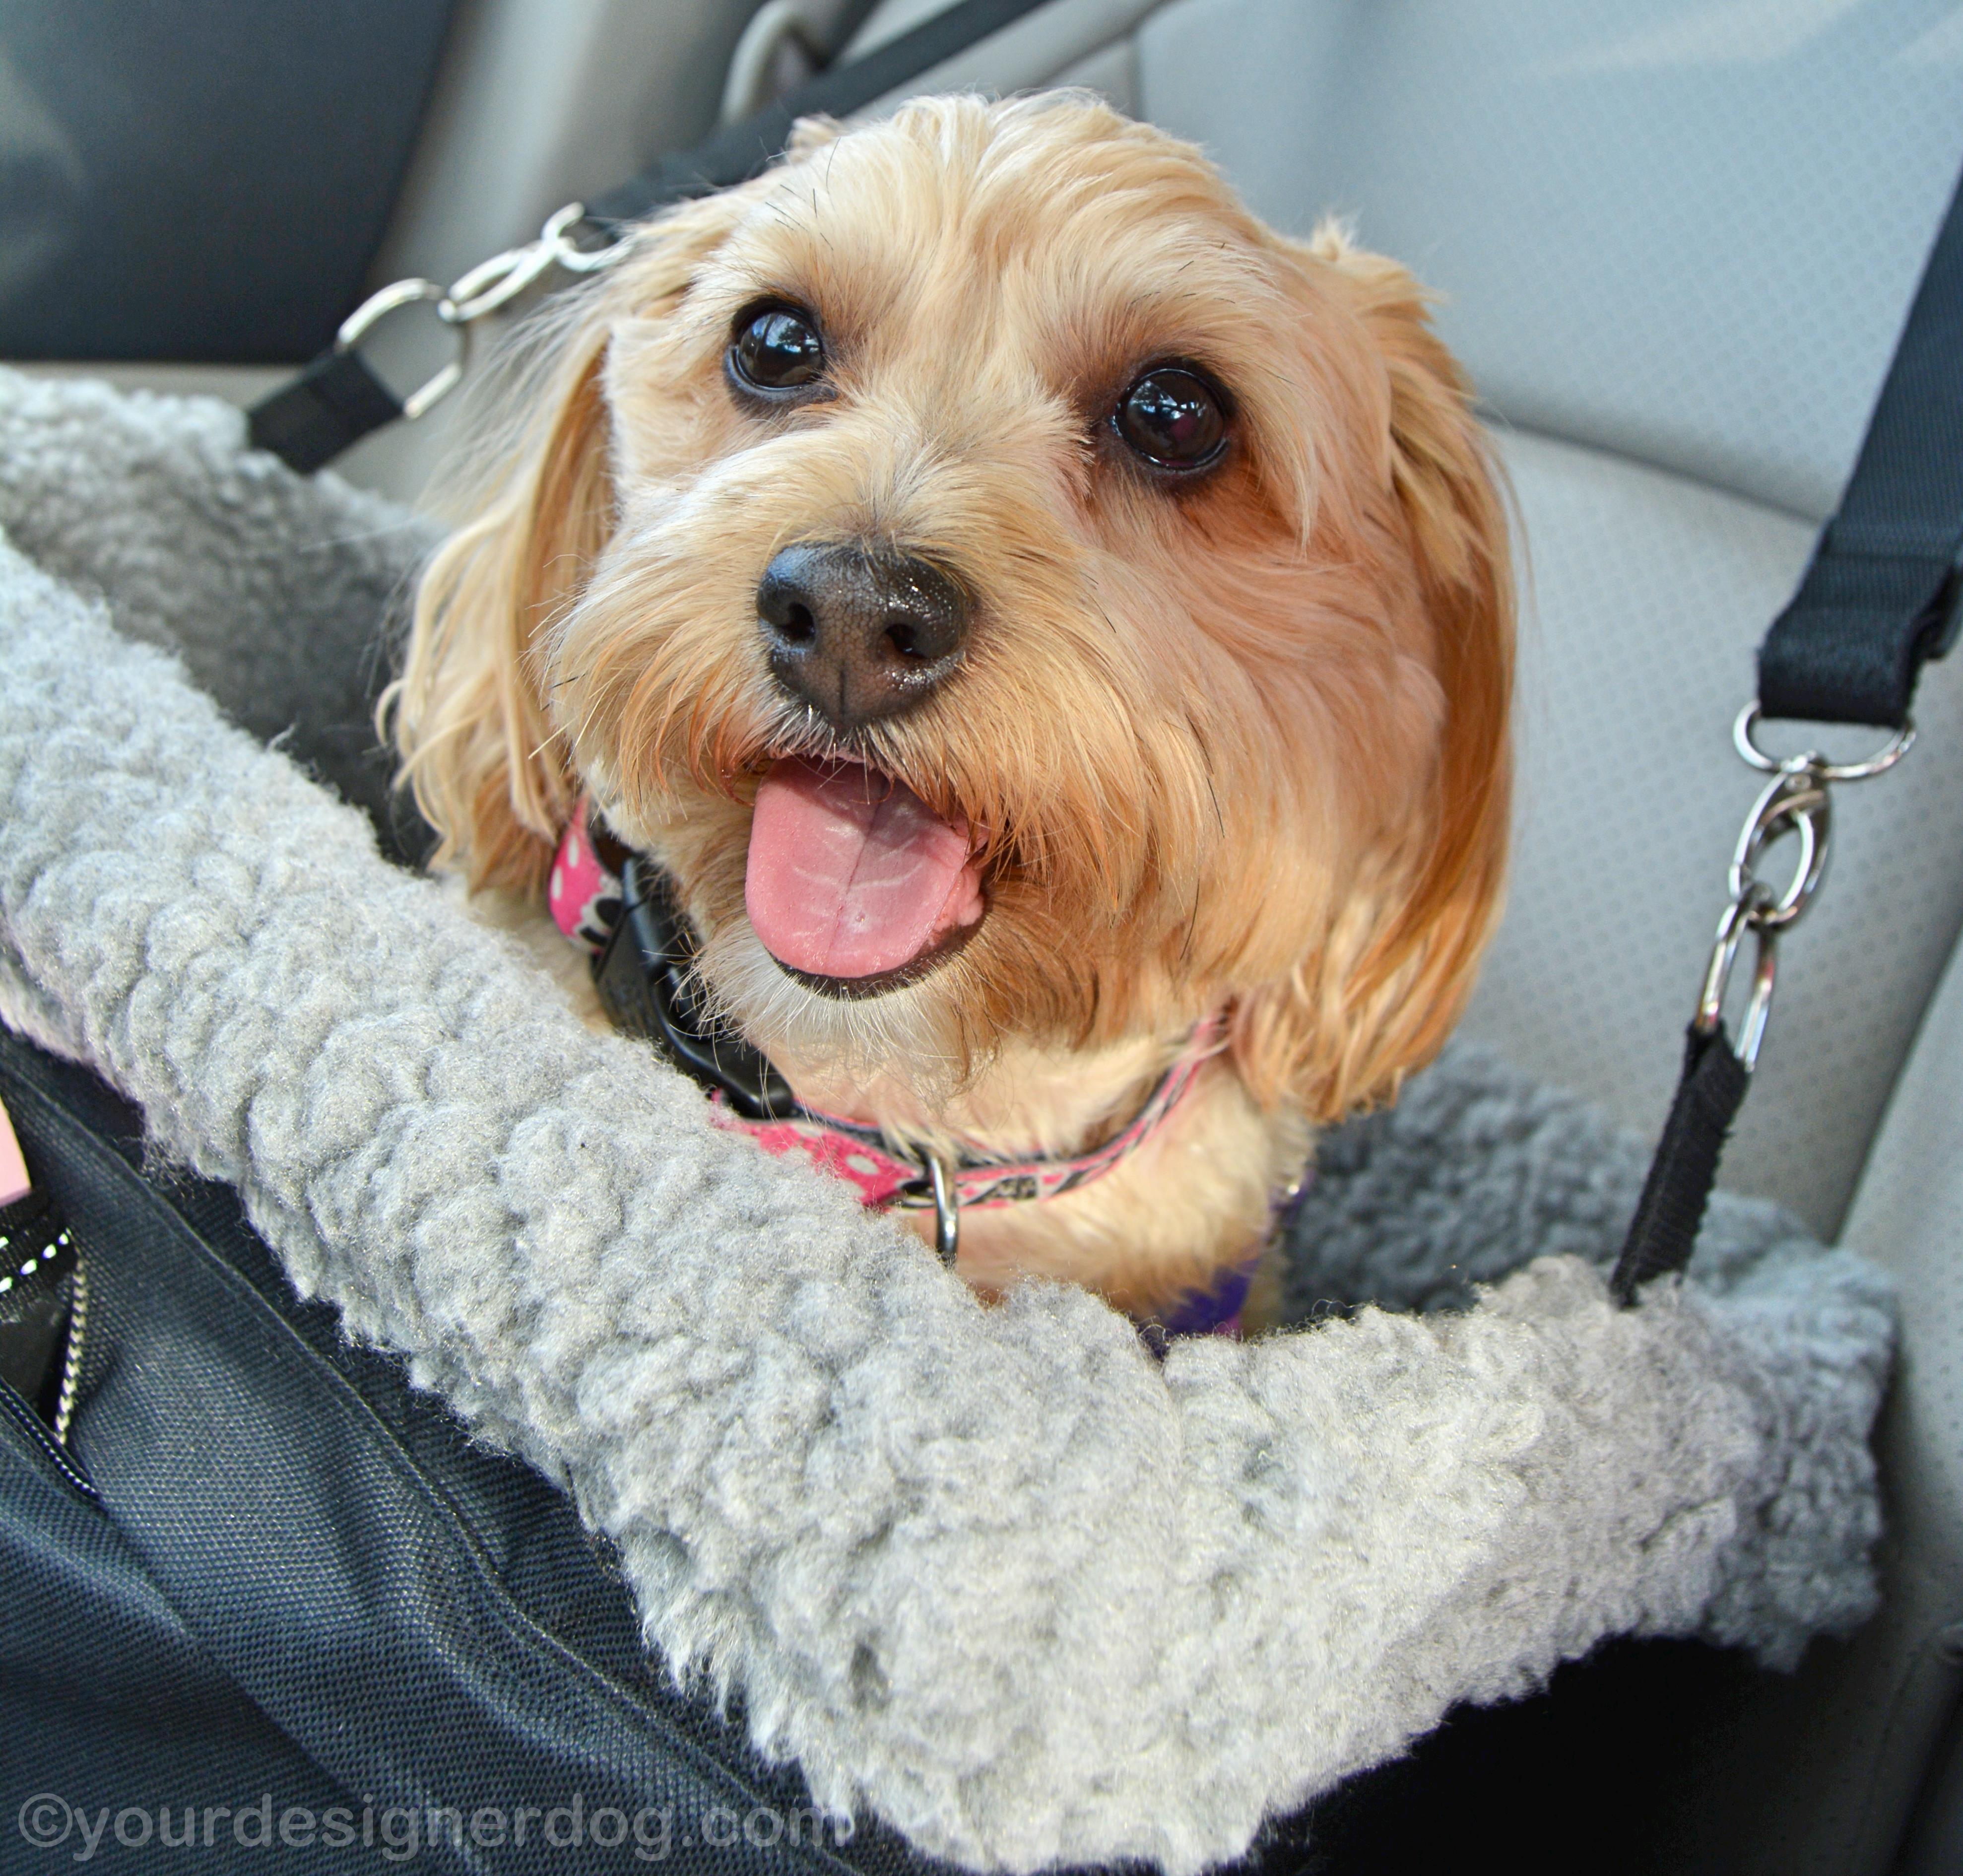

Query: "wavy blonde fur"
left=388, top=95, right=1512, bottom=1317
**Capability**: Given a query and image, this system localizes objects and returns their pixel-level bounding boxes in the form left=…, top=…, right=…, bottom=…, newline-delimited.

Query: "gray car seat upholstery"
left=841, top=0, right=1963, bottom=1868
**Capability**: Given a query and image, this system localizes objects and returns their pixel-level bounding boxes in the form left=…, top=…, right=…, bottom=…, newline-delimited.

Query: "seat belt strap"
left=1612, top=158, right=1963, bottom=1304
left=587, top=0, right=1058, bottom=226
left=1758, top=167, right=1963, bottom=728
left=248, top=0, right=1053, bottom=473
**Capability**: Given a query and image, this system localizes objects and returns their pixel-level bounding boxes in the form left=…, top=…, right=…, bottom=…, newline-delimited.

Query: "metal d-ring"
left=334, top=278, right=466, bottom=420
left=1733, top=701, right=1916, bottom=783
left=926, top=1154, right=960, bottom=1267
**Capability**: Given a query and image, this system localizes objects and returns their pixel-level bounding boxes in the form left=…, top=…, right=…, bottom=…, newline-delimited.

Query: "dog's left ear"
left=1233, top=226, right=1514, bottom=1122
left=386, top=186, right=758, bottom=893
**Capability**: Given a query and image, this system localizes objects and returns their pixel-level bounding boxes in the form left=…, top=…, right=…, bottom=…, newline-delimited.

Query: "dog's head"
left=393, top=93, right=1510, bottom=1123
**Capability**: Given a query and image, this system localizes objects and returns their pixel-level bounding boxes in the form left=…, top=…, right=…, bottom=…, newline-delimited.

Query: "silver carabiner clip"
left=441, top=203, right=625, bottom=326
left=1728, top=763, right=1832, bottom=932
left=1695, top=889, right=1779, bottom=1072
left=1689, top=698, right=1918, bottom=1076
left=331, top=203, right=625, bottom=423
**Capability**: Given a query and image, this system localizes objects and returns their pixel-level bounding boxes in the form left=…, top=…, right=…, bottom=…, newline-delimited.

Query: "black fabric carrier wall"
left=0, top=1005, right=1884, bottom=1876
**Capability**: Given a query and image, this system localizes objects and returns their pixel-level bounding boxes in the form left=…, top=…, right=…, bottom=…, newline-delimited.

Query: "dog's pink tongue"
left=747, top=758, right=982, bottom=979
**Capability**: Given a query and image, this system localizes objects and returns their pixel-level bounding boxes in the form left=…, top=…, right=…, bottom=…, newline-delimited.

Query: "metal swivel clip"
left=1695, top=703, right=1916, bottom=1072
left=332, top=203, right=624, bottom=420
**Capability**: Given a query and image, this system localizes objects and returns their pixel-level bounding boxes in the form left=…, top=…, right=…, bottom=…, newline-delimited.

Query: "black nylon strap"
left=247, top=347, right=402, bottom=474
left=1758, top=165, right=1963, bottom=727
left=1618, top=162, right=1963, bottom=1300
left=593, top=856, right=799, bottom=1121
left=249, top=0, right=1052, bottom=473
left=1609, top=1024, right=1749, bottom=1305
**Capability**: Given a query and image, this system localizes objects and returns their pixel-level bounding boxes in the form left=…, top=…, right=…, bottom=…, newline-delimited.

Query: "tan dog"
left=388, top=92, right=1511, bottom=1327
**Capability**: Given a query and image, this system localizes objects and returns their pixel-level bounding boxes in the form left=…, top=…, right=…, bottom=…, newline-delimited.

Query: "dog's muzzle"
left=544, top=800, right=1271, bottom=1335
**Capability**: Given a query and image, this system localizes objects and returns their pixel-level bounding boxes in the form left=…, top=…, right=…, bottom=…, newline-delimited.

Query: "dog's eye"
left=730, top=306, right=826, bottom=392
left=1113, top=366, right=1227, bottom=471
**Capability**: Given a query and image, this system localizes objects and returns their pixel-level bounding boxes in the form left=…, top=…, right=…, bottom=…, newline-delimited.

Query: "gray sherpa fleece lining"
left=0, top=373, right=1896, bottom=1874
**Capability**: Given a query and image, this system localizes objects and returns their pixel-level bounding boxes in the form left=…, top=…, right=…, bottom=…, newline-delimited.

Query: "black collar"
left=590, top=855, right=799, bottom=1122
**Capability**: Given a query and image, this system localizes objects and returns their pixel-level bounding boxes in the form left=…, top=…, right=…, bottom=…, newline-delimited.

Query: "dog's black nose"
left=757, top=543, right=969, bottom=733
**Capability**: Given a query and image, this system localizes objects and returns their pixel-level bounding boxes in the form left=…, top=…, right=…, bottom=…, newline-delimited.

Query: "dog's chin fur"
left=387, top=92, right=1513, bottom=1323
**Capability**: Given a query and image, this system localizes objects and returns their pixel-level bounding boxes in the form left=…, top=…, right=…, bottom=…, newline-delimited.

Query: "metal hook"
left=926, top=1154, right=960, bottom=1267
left=1728, top=764, right=1832, bottom=931
left=334, top=278, right=465, bottom=420
left=329, top=203, right=625, bottom=423
left=1695, top=890, right=1780, bottom=1072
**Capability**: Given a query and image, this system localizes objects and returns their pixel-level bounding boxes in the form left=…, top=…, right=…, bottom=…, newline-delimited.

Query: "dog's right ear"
left=1230, top=224, right=1513, bottom=1125
left=386, top=186, right=754, bottom=894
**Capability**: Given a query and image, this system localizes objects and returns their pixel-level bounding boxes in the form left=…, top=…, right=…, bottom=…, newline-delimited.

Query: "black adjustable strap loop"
left=246, top=347, right=403, bottom=474
left=1616, top=158, right=1963, bottom=1302
left=1611, top=1024, right=1751, bottom=1305
left=249, top=0, right=1053, bottom=473
left=1758, top=166, right=1963, bottom=729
